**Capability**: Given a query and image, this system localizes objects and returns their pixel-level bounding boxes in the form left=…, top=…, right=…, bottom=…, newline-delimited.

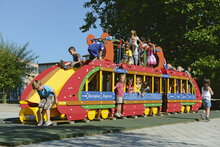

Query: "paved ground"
left=0, top=104, right=20, bottom=119
left=19, top=118, right=220, bottom=147
left=1, top=104, right=220, bottom=146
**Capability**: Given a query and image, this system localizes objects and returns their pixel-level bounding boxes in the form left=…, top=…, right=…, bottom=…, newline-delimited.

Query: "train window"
left=102, top=71, right=111, bottom=92
left=182, top=80, right=186, bottom=94
left=169, top=79, right=174, bottom=93
left=176, top=79, right=180, bottom=93
left=88, top=72, right=98, bottom=91
left=126, top=74, right=134, bottom=92
left=145, top=76, right=152, bottom=93
left=154, top=77, right=160, bottom=93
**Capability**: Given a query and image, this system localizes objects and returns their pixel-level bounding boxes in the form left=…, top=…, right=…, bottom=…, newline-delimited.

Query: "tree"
left=81, top=0, right=220, bottom=97
left=0, top=36, right=38, bottom=103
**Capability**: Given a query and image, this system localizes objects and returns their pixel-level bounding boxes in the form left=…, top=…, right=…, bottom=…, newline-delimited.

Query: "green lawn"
left=1, top=111, right=220, bottom=146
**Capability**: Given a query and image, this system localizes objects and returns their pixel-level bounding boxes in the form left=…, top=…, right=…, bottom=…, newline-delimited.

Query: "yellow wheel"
left=186, top=106, right=191, bottom=113
left=152, top=107, right=158, bottom=115
left=101, top=109, right=109, bottom=119
left=181, top=106, right=185, bottom=113
left=88, top=110, right=96, bottom=120
left=144, top=107, right=150, bottom=116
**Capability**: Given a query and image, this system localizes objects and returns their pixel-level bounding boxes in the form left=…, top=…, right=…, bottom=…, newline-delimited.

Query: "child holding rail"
left=114, top=74, right=125, bottom=117
left=32, top=80, right=58, bottom=126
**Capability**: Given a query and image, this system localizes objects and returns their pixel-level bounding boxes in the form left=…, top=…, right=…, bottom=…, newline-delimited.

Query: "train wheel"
left=88, top=110, right=96, bottom=120
left=101, top=109, right=109, bottom=119
left=144, top=107, right=150, bottom=116
left=152, top=107, right=158, bottom=115
left=181, top=106, right=185, bottom=113
left=186, top=106, right=191, bottom=113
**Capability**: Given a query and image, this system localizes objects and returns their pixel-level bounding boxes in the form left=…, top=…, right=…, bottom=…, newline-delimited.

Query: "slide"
left=19, top=66, right=77, bottom=123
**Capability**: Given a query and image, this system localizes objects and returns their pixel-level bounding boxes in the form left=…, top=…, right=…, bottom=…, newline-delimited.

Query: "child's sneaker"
left=201, top=112, right=205, bottom=120
left=120, top=113, right=124, bottom=117
left=37, top=119, right=43, bottom=126
left=205, top=117, right=210, bottom=122
left=59, top=60, right=66, bottom=69
left=43, top=121, right=52, bottom=126
left=114, top=113, right=121, bottom=118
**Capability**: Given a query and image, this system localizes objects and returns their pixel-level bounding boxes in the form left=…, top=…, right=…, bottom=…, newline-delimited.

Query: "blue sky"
left=0, top=0, right=102, bottom=63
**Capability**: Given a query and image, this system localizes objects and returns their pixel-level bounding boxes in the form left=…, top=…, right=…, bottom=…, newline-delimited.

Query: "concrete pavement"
left=19, top=118, right=220, bottom=147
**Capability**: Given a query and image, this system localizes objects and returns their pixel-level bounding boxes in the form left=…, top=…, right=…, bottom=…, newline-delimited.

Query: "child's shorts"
left=116, top=96, right=123, bottom=104
left=202, top=99, right=211, bottom=108
left=38, top=96, right=54, bottom=110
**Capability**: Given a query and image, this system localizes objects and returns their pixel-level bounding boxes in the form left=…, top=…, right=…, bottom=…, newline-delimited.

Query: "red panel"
left=123, top=104, right=144, bottom=116
left=192, top=102, right=202, bottom=111
left=166, top=103, right=182, bottom=113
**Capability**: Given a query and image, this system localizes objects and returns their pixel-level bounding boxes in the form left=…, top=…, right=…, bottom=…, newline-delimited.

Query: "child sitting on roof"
left=59, top=46, right=81, bottom=70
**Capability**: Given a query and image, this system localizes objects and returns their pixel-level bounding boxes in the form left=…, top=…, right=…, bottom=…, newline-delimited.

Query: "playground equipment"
left=19, top=33, right=202, bottom=123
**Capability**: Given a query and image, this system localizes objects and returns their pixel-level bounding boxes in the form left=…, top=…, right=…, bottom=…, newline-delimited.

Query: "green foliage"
left=81, top=0, right=220, bottom=97
left=0, top=35, right=38, bottom=103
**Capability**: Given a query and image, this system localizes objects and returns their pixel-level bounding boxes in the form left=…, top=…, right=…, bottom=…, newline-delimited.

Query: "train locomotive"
left=19, top=33, right=202, bottom=123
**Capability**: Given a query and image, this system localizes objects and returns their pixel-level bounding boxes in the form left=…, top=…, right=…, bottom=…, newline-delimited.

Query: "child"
left=122, top=43, right=132, bottom=66
left=146, top=38, right=156, bottom=67
left=201, top=79, right=214, bottom=122
left=59, top=46, right=81, bottom=69
left=139, top=37, right=149, bottom=66
left=88, top=38, right=107, bottom=61
left=114, top=74, right=125, bottom=117
left=32, top=80, right=58, bottom=126
left=141, top=81, right=151, bottom=97
left=129, top=30, right=142, bottom=65
left=126, top=77, right=134, bottom=94
left=135, top=76, right=142, bottom=95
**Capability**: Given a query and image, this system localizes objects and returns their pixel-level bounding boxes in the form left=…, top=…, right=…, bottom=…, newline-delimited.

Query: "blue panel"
left=81, top=91, right=115, bottom=101
left=167, top=93, right=196, bottom=100
left=124, top=92, right=162, bottom=101
left=114, top=68, right=127, bottom=73
left=167, top=93, right=176, bottom=100
left=162, top=74, right=170, bottom=78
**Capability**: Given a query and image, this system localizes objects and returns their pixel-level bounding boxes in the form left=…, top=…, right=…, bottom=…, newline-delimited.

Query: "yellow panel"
left=134, top=74, right=137, bottom=92
left=99, top=71, right=102, bottom=91
left=27, top=68, right=77, bottom=104
left=112, top=72, right=115, bottom=92
left=180, top=79, right=182, bottom=93
left=186, top=80, right=188, bottom=94
left=174, top=79, right=176, bottom=93
left=160, top=77, right=162, bottom=93
left=152, top=77, right=154, bottom=93
left=167, top=78, right=169, bottom=94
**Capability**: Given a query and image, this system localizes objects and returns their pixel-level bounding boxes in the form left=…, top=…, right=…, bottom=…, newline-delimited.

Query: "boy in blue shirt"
left=32, top=80, right=58, bottom=126
left=88, top=39, right=107, bottom=61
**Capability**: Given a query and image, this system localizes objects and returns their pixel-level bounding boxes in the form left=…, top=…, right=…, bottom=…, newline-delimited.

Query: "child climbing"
left=88, top=38, right=107, bottom=61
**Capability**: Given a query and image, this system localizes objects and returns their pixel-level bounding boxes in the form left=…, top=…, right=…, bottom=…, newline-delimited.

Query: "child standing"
left=59, top=46, right=81, bottom=69
left=141, top=81, right=151, bottom=97
left=114, top=74, right=125, bottom=117
left=126, top=78, right=134, bottom=94
left=146, top=38, right=156, bottom=67
left=129, top=30, right=142, bottom=65
left=135, top=76, right=142, bottom=95
left=201, top=79, right=214, bottom=122
left=32, top=80, right=58, bottom=126
left=122, top=43, right=132, bottom=66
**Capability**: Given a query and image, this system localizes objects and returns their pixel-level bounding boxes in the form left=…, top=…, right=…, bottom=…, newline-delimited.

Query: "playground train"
left=19, top=33, right=202, bottom=123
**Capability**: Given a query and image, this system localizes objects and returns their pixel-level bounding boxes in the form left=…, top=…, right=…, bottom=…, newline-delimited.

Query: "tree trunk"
left=2, top=90, right=8, bottom=103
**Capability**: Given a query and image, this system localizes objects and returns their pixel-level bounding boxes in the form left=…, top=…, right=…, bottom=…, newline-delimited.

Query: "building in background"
left=38, top=62, right=59, bottom=73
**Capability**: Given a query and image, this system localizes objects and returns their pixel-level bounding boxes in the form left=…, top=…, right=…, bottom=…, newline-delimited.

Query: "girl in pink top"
left=114, top=74, right=125, bottom=117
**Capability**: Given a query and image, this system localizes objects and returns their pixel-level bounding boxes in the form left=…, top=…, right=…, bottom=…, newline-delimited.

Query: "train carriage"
left=19, top=33, right=202, bottom=123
